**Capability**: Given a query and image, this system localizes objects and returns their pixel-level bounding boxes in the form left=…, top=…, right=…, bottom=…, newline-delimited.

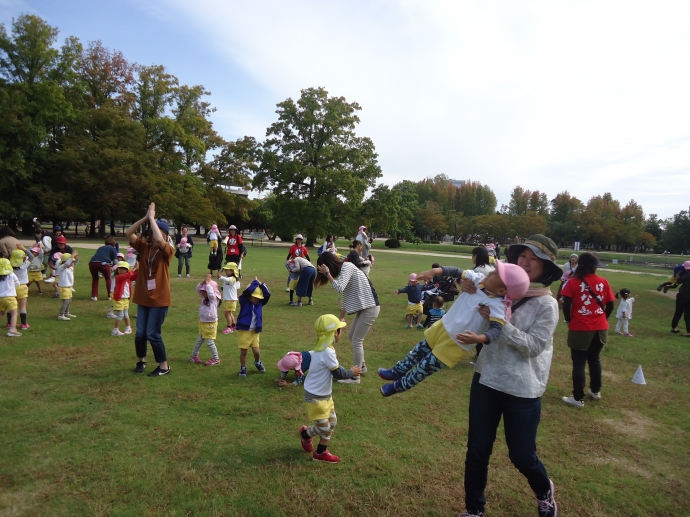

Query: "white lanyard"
left=147, top=245, right=159, bottom=278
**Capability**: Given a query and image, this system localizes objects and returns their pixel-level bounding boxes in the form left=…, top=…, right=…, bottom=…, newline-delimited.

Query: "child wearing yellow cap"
left=235, top=277, right=270, bottom=377
left=0, top=258, right=21, bottom=337
left=9, top=245, right=33, bottom=330
left=297, top=314, right=362, bottom=463
left=111, top=261, right=138, bottom=336
left=56, top=251, right=79, bottom=321
left=218, top=262, right=240, bottom=334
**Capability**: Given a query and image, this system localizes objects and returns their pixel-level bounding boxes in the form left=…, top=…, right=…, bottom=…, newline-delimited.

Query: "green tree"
left=254, top=87, right=382, bottom=246
left=362, top=184, right=401, bottom=237
left=662, top=208, right=690, bottom=254
left=391, top=180, right=419, bottom=240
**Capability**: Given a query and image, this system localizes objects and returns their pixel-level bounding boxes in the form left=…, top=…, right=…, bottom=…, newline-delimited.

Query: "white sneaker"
left=6, top=330, right=22, bottom=337
left=186, top=274, right=190, bottom=278
left=107, top=311, right=117, bottom=319
left=178, top=274, right=181, bottom=278
left=65, top=313, right=77, bottom=318
left=57, top=315, right=71, bottom=321
left=124, top=326, right=132, bottom=334
left=587, top=389, right=602, bottom=400
left=44, top=277, right=55, bottom=283
left=337, top=377, right=361, bottom=384
left=90, top=297, right=97, bottom=301
left=562, top=396, right=584, bottom=408
left=285, top=287, right=291, bottom=292
left=111, top=329, right=124, bottom=336
left=360, top=364, right=368, bottom=374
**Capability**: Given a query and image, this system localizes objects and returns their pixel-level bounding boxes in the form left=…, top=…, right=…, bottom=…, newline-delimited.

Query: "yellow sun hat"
left=223, top=262, right=239, bottom=274
left=0, top=258, right=12, bottom=275
left=250, top=286, right=264, bottom=299
left=116, top=261, right=131, bottom=270
left=60, top=253, right=72, bottom=263
left=314, top=314, right=347, bottom=352
left=10, top=249, right=26, bottom=268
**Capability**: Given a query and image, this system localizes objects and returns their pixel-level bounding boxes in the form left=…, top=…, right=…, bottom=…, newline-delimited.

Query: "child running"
left=378, top=261, right=530, bottom=397
left=10, top=246, right=32, bottom=330
left=0, top=258, right=21, bottom=337
left=615, top=288, right=637, bottom=337
left=275, top=350, right=312, bottom=387
left=189, top=274, right=222, bottom=366
left=111, top=261, right=138, bottom=336
left=298, top=314, right=362, bottom=463
left=27, top=243, right=44, bottom=295
left=394, top=273, right=434, bottom=329
left=219, top=262, right=240, bottom=334
left=235, top=277, right=270, bottom=377
left=56, top=252, right=79, bottom=321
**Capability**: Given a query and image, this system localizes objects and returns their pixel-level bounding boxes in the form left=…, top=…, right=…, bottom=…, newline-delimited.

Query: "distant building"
left=220, top=184, right=250, bottom=198
left=450, top=179, right=465, bottom=188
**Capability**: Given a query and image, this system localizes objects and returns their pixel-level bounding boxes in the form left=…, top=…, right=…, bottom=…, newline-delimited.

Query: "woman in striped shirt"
left=315, top=253, right=380, bottom=384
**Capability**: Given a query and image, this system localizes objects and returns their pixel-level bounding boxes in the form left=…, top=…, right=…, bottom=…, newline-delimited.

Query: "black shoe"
left=657, top=284, right=663, bottom=292
left=134, top=361, right=146, bottom=373
left=147, top=366, right=170, bottom=377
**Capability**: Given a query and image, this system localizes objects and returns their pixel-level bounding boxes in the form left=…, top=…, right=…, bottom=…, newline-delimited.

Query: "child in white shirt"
left=615, top=288, right=637, bottom=337
left=0, top=258, right=21, bottom=337
left=219, top=262, right=240, bottom=334
left=208, top=225, right=220, bottom=255
left=298, top=314, right=361, bottom=463
left=10, top=247, right=32, bottom=329
left=27, top=243, right=44, bottom=295
left=189, top=274, right=222, bottom=366
left=56, top=252, right=79, bottom=321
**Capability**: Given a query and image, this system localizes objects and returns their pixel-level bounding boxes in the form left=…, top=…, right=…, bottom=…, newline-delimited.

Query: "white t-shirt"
left=0, top=273, right=20, bottom=297
left=303, top=346, right=339, bottom=397
left=616, top=297, right=636, bottom=319
left=219, top=276, right=240, bottom=301
left=57, top=259, right=75, bottom=288
left=14, top=260, right=30, bottom=284
left=442, top=269, right=507, bottom=352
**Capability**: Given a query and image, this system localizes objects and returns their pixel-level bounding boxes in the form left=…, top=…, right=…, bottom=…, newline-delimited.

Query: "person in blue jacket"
left=394, top=273, right=434, bottom=329
left=235, top=277, right=270, bottom=377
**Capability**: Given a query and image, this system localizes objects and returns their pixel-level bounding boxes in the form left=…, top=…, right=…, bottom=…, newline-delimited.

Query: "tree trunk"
left=89, top=214, right=96, bottom=238
left=74, top=222, right=79, bottom=239
left=110, top=217, right=116, bottom=236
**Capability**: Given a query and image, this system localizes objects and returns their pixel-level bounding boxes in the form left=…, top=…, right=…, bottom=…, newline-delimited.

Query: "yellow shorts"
left=113, top=299, right=130, bottom=311
left=199, top=321, right=218, bottom=340
left=425, top=319, right=470, bottom=369
left=306, top=397, right=335, bottom=421
left=28, top=271, right=43, bottom=282
left=16, top=284, right=28, bottom=300
left=288, top=279, right=298, bottom=291
left=0, top=296, right=18, bottom=312
left=223, top=300, right=237, bottom=312
left=59, top=287, right=73, bottom=300
left=210, top=241, right=218, bottom=250
left=406, top=302, right=423, bottom=315
left=237, top=329, right=260, bottom=349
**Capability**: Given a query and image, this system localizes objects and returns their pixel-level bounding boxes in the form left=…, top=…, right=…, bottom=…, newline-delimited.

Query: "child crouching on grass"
left=378, top=261, right=529, bottom=397
left=111, top=261, right=138, bottom=336
left=189, top=274, right=222, bottom=366
left=275, top=351, right=312, bottom=387
left=298, top=314, right=361, bottom=463
left=56, top=252, right=79, bottom=321
left=394, top=273, right=434, bottom=329
left=0, top=258, right=21, bottom=337
left=235, top=278, right=269, bottom=377
left=218, top=262, right=240, bottom=334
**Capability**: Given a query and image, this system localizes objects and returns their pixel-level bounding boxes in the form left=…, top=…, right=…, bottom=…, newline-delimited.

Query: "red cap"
left=56, top=236, right=67, bottom=244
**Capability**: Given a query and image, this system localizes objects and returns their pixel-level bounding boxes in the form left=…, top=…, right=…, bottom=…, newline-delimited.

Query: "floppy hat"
left=30, top=243, right=41, bottom=254
left=358, top=226, right=367, bottom=233
left=570, top=253, right=579, bottom=260
left=494, top=260, right=530, bottom=300
left=0, top=258, right=12, bottom=275
left=223, top=261, right=239, bottom=273
left=250, top=286, right=264, bottom=299
left=116, top=261, right=130, bottom=270
left=156, top=219, right=169, bottom=235
left=277, top=351, right=303, bottom=374
left=10, top=249, right=26, bottom=268
left=60, top=253, right=72, bottom=263
left=116, top=252, right=125, bottom=260
left=506, top=234, right=562, bottom=285
left=314, top=314, right=347, bottom=352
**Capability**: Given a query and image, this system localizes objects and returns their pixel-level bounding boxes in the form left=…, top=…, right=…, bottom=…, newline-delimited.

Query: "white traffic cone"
left=632, top=365, right=646, bottom=385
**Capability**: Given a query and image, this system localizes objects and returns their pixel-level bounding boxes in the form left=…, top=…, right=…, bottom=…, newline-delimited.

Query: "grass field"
left=1, top=245, right=689, bottom=516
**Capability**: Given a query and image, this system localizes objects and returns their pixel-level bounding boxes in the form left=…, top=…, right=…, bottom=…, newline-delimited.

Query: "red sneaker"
left=312, top=450, right=340, bottom=463
left=299, top=426, right=313, bottom=453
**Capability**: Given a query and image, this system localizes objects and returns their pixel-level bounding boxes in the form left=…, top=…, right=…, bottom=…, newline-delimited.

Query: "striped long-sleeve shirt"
left=331, top=262, right=379, bottom=314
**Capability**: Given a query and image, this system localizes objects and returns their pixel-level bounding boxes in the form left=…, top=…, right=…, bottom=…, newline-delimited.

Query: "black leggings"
left=671, top=294, right=690, bottom=332
left=570, top=333, right=605, bottom=401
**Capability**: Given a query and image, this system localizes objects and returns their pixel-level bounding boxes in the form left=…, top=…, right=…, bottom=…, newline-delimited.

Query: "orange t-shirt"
left=131, top=237, right=174, bottom=307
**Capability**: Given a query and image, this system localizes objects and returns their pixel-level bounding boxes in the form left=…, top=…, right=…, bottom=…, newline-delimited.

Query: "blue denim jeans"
left=296, top=266, right=316, bottom=298
left=135, top=305, right=169, bottom=363
left=464, top=373, right=551, bottom=514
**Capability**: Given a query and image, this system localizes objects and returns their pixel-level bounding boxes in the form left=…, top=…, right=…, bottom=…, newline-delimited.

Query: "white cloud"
left=150, top=0, right=690, bottom=217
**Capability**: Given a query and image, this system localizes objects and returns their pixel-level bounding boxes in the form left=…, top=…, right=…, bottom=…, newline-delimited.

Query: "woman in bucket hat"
left=458, top=234, right=561, bottom=517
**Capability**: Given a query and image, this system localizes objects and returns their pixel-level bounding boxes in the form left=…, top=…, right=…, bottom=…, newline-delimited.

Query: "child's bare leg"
left=417, top=309, right=423, bottom=325
left=229, top=312, right=235, bottom=326
left=407, top=314, right=413, bottom=326
left=239, top=348, right=248, bottom=367
left=225, top=310, right=232, bottom=327
left=251, top=346, right=261, bottom=362
left=114, top=318, right=122, bottom=331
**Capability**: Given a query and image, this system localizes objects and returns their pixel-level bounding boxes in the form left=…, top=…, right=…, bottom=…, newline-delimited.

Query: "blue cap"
left=156, top=220, right=170, bottom=235
left=53, top=225, right=62, bottom=232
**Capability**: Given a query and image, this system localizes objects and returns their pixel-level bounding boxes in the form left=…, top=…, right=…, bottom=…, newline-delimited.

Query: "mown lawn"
left=1, top=245, right=688, bottom=516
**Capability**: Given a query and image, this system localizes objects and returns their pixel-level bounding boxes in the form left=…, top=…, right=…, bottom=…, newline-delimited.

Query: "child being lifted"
left=378, top=261, right=530, bottom=396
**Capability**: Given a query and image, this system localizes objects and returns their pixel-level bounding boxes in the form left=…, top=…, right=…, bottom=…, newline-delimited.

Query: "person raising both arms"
left=125, top=203, right=175, bottom=377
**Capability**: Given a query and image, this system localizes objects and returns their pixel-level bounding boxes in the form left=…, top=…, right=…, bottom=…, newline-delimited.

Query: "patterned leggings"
left=192, top=336, right=219, bottom=360
left=307, top=412, right=338, bottom=440
left=392, top=339, right=446, bottom=391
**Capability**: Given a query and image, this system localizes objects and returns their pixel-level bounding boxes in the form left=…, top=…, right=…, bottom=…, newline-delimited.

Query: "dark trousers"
left=177, top=252, right=191, bottom=275
left=570, top=333, right=605, bottom=401
left=89, top=261, right=112, bottom=299
left=135, top=305, right=169, bottom=363
left=671, top=294, right=690, bottom=332
left=464, top=373, right=550, bottom=515
left=296, top=266, right=316, bottom=298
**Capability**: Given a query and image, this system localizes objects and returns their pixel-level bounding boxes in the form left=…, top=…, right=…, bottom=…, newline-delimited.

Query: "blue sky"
left=2, top=0, right=689, bottom=219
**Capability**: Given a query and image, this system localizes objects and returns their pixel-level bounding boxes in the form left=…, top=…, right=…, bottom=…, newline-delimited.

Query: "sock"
left=240, top=366, right=247, bottom=371
left=289, top=291, right=294, bottom=302
left=316, top=444, right=327, bottom=454
left=255, top=361, right=262, bottom=367
left=301, top=429, right=310, bottom=440
left=20, top=313, right=27, bottom=325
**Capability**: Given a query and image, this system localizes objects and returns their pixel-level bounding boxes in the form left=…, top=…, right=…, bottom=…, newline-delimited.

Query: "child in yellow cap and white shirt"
left=56, top=252, right=79, bottom=321
left=0, top=258, right=21, bottom=337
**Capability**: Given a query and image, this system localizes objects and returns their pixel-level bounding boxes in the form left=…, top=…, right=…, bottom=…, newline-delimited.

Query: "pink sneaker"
left=124, top=327, right=132, bottom=334
left=204, top=358, right=220, bottom=366
left=111, top=329, right=124, bottom=336
left=615, top=331, right=623, bottom=335
left=222, top=326, right=233, bottom=334
left=625, top=333, right=633, bottom=337
left=20, top=323, right=30, bottom=330
left=189, top=356, right=203, bottom=364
